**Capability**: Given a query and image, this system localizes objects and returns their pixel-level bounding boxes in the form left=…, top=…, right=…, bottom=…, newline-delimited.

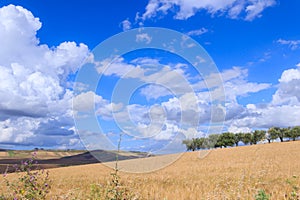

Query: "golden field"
left=1, top=141, right=300, bottom=199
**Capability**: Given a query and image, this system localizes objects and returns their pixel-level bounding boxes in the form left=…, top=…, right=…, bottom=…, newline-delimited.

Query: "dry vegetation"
left=1, top=141, right=300, bottom=199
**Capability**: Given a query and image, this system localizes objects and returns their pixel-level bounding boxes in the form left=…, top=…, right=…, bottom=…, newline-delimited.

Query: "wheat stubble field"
left=1, top=141, right=300, bottom=199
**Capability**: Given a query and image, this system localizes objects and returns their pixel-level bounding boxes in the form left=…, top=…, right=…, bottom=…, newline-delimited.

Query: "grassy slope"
left=2, top=141, right=300, bottom=199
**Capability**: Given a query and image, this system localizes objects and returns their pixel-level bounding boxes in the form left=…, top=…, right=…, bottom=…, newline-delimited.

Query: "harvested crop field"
left=1, top=141, right=300, bottom=199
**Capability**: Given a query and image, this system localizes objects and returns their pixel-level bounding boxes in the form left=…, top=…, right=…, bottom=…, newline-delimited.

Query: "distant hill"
left=36, top=150, right=149, bottom=166
left=0, top=149, right=150, bottom=173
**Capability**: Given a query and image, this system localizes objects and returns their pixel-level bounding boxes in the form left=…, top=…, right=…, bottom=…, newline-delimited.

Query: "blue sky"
left=0, top=0, right=300, bottom=152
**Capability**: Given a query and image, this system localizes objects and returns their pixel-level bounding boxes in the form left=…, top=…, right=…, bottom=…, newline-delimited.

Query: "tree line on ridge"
left=182, top=126, right=300, bottom=151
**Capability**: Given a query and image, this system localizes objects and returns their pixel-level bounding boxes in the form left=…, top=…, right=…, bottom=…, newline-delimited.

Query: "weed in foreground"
left=88, top=133, right=140, bottom=200
left=89, top=171, right=138, bottom=200
left=285, top=175, right=300, bottom=200
left=2, top=151, right=51, bottom=200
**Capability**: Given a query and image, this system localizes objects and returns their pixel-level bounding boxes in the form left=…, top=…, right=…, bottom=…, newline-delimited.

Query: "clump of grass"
left=2, top=151, right=51, bottom=200
left=255, top=189, right=270, bottom=200
left=285, top=175, right=300, bottom=200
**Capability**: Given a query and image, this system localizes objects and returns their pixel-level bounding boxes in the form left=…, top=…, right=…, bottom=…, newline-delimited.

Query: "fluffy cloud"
left=244, top=0, right=275, bottom=21
left=228, top=104, right=300, bottom=129
left=0, top=5, right=89, bottom=148
left=272, top=66, right=300, bottom=105
left=93, top=51, right=300, bottom=140
left=94, top=57, right=300, bottom=141
left=95, top=57, right=274, bottom=138
left=139, top=0, right=276, bottom=21
left=194, top=67, right=271, bottom=103
left=73, top=91, right=106, bottom=112
left=227, top=125, right=252, bottom=134
left=73, top=91, right=123, bottom=121
left=0, top=118, right=35, bottom=144
left=96, top=57, right=194, bottom=97
left=224, top=65, right=300, bottom=131
left=152, top=122, right=179, bottom=140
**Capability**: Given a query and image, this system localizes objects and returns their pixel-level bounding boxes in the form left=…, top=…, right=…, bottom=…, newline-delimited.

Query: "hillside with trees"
left=183, top=126, right=300, bottom=151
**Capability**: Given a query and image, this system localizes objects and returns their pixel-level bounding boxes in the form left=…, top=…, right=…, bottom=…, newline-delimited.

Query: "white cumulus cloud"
left=224, top=65, right=300, bottom=130
left=0, top=5, right=89, bottom=148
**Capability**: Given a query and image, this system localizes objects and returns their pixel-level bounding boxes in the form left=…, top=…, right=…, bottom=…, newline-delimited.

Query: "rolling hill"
left=1, top=141, right=300, bottom=199
left=0, top=150, right=150, bottom=173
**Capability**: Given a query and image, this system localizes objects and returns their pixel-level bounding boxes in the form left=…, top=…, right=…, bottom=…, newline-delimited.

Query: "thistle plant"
left=2, top=151, right=51, bottom=200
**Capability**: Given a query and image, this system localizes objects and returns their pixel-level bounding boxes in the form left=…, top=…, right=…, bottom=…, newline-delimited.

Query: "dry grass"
left=1, top=141, right=300, bottom=199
